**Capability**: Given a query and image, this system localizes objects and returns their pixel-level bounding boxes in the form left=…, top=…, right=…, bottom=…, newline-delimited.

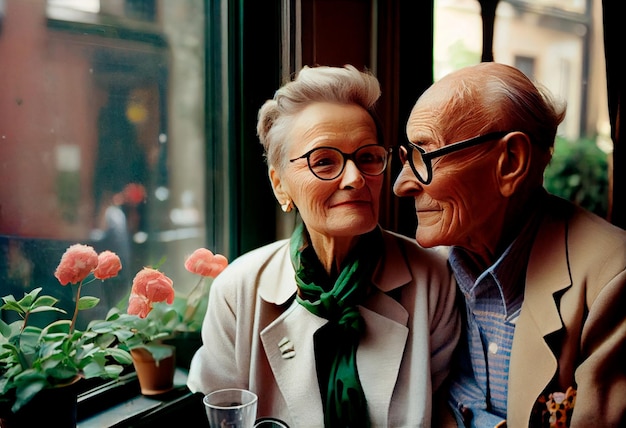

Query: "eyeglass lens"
left=399, top=145, right=429, bottom=183
left=307, top=145, right=389, bottom=180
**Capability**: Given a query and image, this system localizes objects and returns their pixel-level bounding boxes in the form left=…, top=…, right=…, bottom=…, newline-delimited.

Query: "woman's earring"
left=281, top=200, right=293, bottom=213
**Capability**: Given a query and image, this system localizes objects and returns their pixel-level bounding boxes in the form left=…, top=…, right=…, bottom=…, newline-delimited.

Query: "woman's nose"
left=340, top=159, right=366, bottom=189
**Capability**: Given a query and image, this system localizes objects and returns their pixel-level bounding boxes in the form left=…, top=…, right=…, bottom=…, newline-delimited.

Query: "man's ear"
left=496, top=132, right=531, bottom=197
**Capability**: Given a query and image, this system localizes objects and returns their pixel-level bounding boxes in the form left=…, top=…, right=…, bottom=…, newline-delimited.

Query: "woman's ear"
left=269, top=166, right=289, bottom=205
left=496, top=131, right=532, bottom=197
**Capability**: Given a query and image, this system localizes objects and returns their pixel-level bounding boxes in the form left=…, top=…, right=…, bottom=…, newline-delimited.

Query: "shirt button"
left=488, top=342, right=498, bottom=354
left=460, top=406, right=473, bottom=425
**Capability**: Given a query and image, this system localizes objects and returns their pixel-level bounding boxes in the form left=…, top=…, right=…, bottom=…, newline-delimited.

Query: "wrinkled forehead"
left=407, top=73, right=487, bottom=142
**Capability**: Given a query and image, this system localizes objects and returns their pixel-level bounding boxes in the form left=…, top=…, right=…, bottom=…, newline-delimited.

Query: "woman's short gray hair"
left=256, top=65, right=382, bottom=171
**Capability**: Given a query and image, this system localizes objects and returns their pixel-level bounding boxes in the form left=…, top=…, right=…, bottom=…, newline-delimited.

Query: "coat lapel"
left=508, top=200, right=572, bottom=424
left=358, top=298, right=409, bottom=427
left=260, top=276, right=410, bottom=426
left=261, top=303, right=327, bottom=424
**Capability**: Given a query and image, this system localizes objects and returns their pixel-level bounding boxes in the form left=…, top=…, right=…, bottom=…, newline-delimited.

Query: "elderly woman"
left=187, top=64, right=460, bottom=427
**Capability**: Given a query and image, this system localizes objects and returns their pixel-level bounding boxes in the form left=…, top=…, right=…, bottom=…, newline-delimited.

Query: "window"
left=0, top=0, right=208, bottom=327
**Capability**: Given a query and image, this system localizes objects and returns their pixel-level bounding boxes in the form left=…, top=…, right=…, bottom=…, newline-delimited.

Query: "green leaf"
left=142, top=343, right=174, bottom=362
left=45, top=365, right=78, bottom=381
left=0, top=342, right=21, bottom=364
left=19, top=327, right=43, bottom=354
left=119, top=333, right=143, bottom=349
left=81, top=360, right=107, bottom=379
left=13, top=377, right=47, bottom=413
left=104, top=364, right=126, bottom=377
left=1, top=342, right=20, bottom=354
left=88, top=319, right=116, bottom=334
left=107, top=348, right=133, bottom=365
left=0, top=375, right=9, bottom=392
left=74, top=342, right=97, bottom=360
left=0, top=300, right=25, bottom=315
left=0, top=319, right=11, bottom=338
left=29, top=306, right=67, bottom=314
left=42, top=320, right=71, bottom=335
left=105, top=307, right=124, bottom=320
left=160, top=307, right=180, bottom=325
left=1, top=294, right=18, bottom=304
left=77, top=296, right=100, bottom=310
left=31, top=294, right=60, bottom=308
left=93, top=332, right=117, bottom=349
left=16, top=288, right=43, bottom=308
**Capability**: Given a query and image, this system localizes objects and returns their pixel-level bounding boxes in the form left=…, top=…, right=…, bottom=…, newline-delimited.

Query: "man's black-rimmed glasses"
left=289, top=144, right=392, bottom=181
left=399, top=131, right=510, bottom=185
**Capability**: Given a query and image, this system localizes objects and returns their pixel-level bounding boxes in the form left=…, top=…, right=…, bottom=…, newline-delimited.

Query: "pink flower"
left=184, top=248, right=229, bottom=278
left=130, top=267, right=175, bottom=305
left=127, top=293, right=152, bottom=318
left=54, top=244, right=99, bottom=285
left=94, top=251, right=122, bottom=280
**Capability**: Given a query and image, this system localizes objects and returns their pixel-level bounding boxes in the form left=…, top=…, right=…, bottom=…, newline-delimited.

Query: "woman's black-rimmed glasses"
left=399, top=131, right=510, bottom=185
left=289, top=144, right=392, bottom=181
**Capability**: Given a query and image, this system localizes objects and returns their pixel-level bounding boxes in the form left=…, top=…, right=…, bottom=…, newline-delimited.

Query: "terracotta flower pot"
left=131, top=346, right=176, bottom=395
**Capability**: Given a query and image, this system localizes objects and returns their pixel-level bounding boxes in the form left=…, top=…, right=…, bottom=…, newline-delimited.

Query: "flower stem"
left=21, top=312, right=30, bottom=333
left=70, top=281, right=83, bottom=333
left=183, top=276, right=205, bottom=322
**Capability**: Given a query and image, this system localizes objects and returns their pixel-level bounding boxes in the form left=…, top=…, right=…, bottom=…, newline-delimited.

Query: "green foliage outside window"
left=544, top=136, right=609, bottom=218
left=446, top=40, right=481, bottom=71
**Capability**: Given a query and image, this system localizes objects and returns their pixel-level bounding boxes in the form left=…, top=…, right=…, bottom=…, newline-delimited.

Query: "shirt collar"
left=450, top=194, right=545, bottom=319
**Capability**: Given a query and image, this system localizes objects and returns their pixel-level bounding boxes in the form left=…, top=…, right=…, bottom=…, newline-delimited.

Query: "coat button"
left=278, top=337, right=295, bottom=359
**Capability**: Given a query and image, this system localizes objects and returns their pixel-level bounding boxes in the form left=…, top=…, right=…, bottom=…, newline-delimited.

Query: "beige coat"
left=506, top=195, right=626, bottom=427
left=188, top=229, right=460, bottom=428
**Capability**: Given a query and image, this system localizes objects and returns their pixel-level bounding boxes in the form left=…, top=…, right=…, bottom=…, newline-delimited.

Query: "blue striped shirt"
left=448, top=209, right=542, bottom=425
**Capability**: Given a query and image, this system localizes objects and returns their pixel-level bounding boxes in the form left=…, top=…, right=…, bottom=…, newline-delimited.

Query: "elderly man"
left=393, top=62, right=626, bottom=428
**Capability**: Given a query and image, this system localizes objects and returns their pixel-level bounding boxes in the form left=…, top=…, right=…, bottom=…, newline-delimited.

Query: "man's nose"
left=393, top=163, right=421, bottom=196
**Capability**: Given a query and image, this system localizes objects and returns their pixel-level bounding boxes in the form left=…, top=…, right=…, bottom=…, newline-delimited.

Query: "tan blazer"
left=188, top=229, right=460, bottom=428
left=507, top=195, right=626, bottom=427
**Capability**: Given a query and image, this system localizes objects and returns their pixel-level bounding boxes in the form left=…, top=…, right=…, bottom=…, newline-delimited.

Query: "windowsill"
left=77, top=368, right=206, bottom=427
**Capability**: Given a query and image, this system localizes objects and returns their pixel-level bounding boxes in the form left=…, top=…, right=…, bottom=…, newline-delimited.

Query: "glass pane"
left=0, top=0, right=207, bottom=328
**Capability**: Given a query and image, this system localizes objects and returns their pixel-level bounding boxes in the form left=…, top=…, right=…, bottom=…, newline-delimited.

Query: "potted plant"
left=88, top=266, right=178, bottom=396
left=0, top=244, right=133, bottom=427
left=0, top=243, right=228, bottom=425
left=89, top=248, right=228, bottom=394
left=170, top=247, right=229, bottom=367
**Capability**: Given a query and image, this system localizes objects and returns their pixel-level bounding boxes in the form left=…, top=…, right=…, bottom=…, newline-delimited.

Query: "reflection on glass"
left=0, top=0, right=206, bottom=329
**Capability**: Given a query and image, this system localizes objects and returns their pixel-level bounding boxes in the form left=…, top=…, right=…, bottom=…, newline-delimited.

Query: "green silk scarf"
left=289, top=222, right=383, bottom=428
